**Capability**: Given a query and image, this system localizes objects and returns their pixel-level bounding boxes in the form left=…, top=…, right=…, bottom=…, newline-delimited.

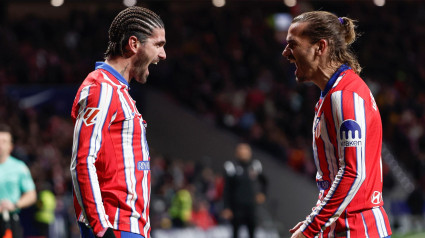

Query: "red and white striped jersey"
left=301, top=65, right=392, bottom=238
left=70, top=62, right=151, bottom=237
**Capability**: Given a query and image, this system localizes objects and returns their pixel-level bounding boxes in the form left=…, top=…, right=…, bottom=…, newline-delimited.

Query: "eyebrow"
left=286, top=39, right=296, bottom=45
left=287, top=38, right=296, bottom=42
left=157, top=40, right=166, bottom=46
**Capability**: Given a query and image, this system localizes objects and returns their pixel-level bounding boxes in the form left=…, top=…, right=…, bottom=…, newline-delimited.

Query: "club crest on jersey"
left=82, top=107, right=100, bottom=126
left=137, top=161, right=150, bottom=171
left=317, top=180, right=330, bottom=190
left=340, top=119, right=362, bottom=147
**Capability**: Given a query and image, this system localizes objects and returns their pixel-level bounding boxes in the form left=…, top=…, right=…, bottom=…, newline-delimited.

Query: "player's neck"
left=105, top=57, right=132, bottom=83
left=313, top=62, right=341, bottom=91
left=0, top=154, right=9, bottom=164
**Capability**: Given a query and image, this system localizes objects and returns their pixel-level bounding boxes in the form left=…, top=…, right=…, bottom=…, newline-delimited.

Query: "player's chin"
left=134, top=74, right=148, bottom=84
left=139, top=69, right=150, bottom=83
left=295, top=76, right=309, bottom=84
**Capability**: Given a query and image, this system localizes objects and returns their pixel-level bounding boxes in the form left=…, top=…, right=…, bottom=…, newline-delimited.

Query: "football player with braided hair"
left=70, top=6, right=166, bottom=238
left=282, top=11, right=392, bottom=238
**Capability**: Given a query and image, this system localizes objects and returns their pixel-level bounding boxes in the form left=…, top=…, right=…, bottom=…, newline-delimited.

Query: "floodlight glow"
left=123, top=0, right=137, bottom=7
left=284, top=0, right=297, bottom=8
left=51, top=0, right=64, bottom=7
left=373, top=0, right=385, bottom=7
left=212, top=0, right=226, bottom=8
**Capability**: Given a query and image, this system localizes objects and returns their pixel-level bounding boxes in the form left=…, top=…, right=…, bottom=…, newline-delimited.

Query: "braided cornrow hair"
left=105, top=6, right=164, bottom=59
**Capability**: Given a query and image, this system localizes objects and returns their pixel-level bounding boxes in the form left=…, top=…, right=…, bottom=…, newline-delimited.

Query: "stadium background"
left=1, top=0, right=424, bottom=237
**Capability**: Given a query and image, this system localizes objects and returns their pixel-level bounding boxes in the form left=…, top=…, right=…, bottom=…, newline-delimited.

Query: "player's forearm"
left=16, top=190, right=37, bottom=209
left=302, top=162, right=365, bottom=236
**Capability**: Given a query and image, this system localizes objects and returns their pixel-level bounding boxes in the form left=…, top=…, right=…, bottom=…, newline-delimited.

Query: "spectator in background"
left=190, top=197, right=216, bottom=230
left=34, top=185, right=56, bottom=238
left=0, top=124, right=37, bottom=238
left=222, top=143, right=267, bottom=238
left=169, top=184, right=193, bottom=228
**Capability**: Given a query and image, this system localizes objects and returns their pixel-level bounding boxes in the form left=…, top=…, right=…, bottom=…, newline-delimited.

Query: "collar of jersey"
left=320, top=64, right=351, bottom=98
left=95, top=62, right=129, bottom=87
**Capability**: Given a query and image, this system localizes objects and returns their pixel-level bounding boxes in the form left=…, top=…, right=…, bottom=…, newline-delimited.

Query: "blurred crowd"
left=1, top=0, right=425, bottom=236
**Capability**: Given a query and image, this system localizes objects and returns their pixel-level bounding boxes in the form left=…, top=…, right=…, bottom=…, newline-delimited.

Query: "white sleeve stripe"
left=71, top=111, right=88, bottom=222
left=88, top=82, right=114, bottom=227
left=372, top=207, right=389, bottom=237
left=361, top=212, right=370, bottom=238
left=312, top=113, right=322, bottom=178
left=320, top=115, right=338, bottom=180
left=78, top=86, right=90, bottom=115
left=120, top=95, right=142, bottom=233
left=345, top=210, right=350, bottom=238
left=331, top=91, right=344, bottom=160
left=102, top=72, right=133, bottom=118
left=122, top=116, right=141, bottom=233
left=114, top=208, right=120, bottom=229
left=142, top=170, right=150, bottom=235
left=137, top=97, right=151, bottom=234
left=141, top=118, right=150, bottom=231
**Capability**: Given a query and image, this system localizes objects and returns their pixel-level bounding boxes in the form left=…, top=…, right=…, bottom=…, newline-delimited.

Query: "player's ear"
left=124, top=36, right=139, bottom=57
left=316, top=39, right=328, bottom=55
left=130, top=35, right=140, bottom=52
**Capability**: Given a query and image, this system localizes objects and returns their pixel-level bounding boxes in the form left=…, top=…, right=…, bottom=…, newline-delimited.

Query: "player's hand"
left=289, top=221, right=304, bottom=233
left=96, top=228, right=116, bottom=238
left=221, top=208, right=233, bottom=220
left=0, top=200, right=16, bottom=212
left=290, top=229, right=307, bottom=238
left=256, top=193, right=266, bottom=204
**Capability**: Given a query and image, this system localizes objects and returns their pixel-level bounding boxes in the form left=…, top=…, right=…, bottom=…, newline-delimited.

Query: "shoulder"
left=324, top=70, right=373, bottom=108
left=224, top=160, right=236, bottom=176
left=8, top=156, right=30, bottom=171
left=75, top=70, right=120, bottom=103
left=251, top=159, right=263, bottom=173
left=83, top=69, right=116, bottom=88
left=330, top=70, right=370, bottom=97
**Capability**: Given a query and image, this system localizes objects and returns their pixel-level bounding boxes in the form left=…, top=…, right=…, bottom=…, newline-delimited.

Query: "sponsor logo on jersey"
left=82, top=107, right=100, bottom=126
left=317, top=180, right=330, bottom=190
left=371, top=191, right=382, bottom=204
left=137, top=161, right=150, bottom=171
left=340, top=120, right=362, bottom=147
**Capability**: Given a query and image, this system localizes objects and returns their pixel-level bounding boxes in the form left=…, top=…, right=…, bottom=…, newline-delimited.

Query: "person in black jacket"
left=222, top=143, right=267, bottom=238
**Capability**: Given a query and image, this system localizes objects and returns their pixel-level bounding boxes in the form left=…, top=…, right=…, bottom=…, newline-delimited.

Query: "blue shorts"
left=78, top=222, right=145, bottom=238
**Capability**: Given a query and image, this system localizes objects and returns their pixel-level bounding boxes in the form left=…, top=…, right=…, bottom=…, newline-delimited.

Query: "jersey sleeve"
left=302, top=90, right=367, bottom=237
left=70, top=81, right=116, bottom=234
